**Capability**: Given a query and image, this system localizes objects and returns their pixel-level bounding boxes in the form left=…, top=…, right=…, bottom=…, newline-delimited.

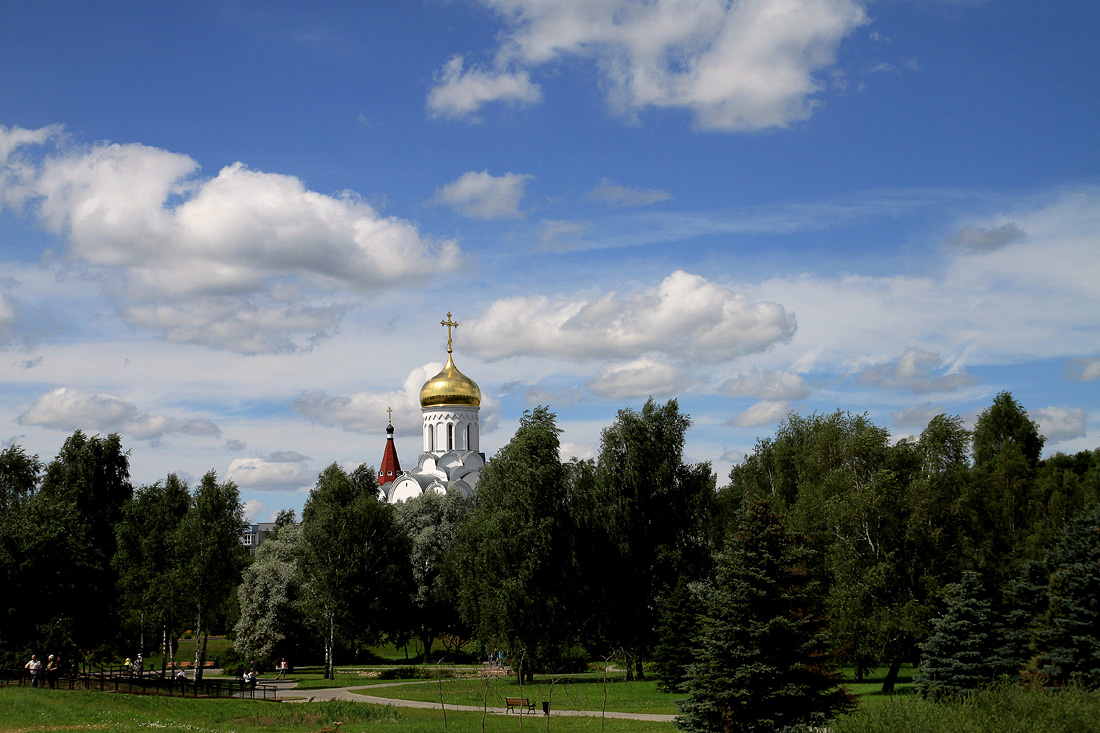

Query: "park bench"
left=505, top=696, right=536, bottom=714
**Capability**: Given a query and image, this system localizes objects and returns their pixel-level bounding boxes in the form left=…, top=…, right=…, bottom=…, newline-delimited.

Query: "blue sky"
left=1, top=0, right=1097, bottom=520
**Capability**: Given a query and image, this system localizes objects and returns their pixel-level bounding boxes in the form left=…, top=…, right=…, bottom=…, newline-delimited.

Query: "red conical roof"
left=378, top=421, right=401, bottom=487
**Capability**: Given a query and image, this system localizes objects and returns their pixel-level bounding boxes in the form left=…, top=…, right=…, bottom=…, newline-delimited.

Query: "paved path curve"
left=274, top=678, right=676, bottom=723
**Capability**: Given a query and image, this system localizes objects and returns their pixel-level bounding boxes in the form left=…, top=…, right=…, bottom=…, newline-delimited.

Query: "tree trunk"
left=625, top=650, right=635, bottom=681
left=201, top=632, right=209, bottom=681
left=326, top=614, right=334, bottom=680
left=635, top=657, right=645, bottom=681
left=161, top=623, right=168, bottom=677
left=193, top=607, right=203, bottom=682
left=881, top=659, right=903, bottom=693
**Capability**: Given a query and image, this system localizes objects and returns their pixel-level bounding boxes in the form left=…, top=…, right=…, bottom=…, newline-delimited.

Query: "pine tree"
left=678, top=501, right=853, bottom=733
left=653, top=579, right=702, bottom=693
left=1036, top=503, right=1100, bottom=686
left=917, top=571, right=1003, bottom=698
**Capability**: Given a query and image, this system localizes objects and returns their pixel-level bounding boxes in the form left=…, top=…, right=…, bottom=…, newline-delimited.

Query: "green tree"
left=583, top=398, right=714, bottom=679
left=234, top=522, right=306, bottom=664
left=1035, top=503, right=1100, bottom=686
left=652, top=578, right=702, bottom=693
left=173, top=470, right=249, bottom=681
left=916, top=572, right=1003, bottom=699
left=297, top=463, right=411, bottom=678
left=454, top=406, right=575, bottom=683
left=963, top=392, right=1044, bottom=582
left=678, top=501, right=854, bottom=732
left=31, top=432, right=132, bottom=660
left=113, top=474, right=190, bottom=670
left=0, top=444, right=41, bottom=511
left=394, top=489, right=472, bottom=662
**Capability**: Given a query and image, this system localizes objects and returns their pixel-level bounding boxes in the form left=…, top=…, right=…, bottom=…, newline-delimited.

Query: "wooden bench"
left=505, top=696, right=536, bottom=714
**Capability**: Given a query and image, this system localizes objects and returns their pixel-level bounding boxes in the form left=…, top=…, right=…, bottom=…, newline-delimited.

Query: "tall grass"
left=832, top=683, right=1100, bottom=733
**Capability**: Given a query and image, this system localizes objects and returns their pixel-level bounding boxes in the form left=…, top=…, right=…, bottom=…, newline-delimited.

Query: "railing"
left=0, top=669, right=279, bottom=700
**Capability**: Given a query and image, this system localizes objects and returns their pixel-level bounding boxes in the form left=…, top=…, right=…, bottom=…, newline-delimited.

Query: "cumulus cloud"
left=891, top=403, right=946, bottom=429
left=427, top=55, right=542, bottom=120
left=857, top=349, right=977, bottom=394
left=1066, top=357, right=1100, bottom=381
left=722, top=368, right=809, bottom=400
left=435, top=0, right=867, bottom=130
left=559, top=440, right=596, bottom=462
left=243, top=499, right=270, bottom=523
left=721, top=447, right=746, bottom=464
left=228, top=451, right=313, bottom=492
left=433, top=170, right=533, bottom=220
left=950, top=222, right=1026, bottom=252
left=465, top=270, right=795, bottom=362
left=589, top=178, right=671, bottom=208
left=18, top=387, right=221, bottom=443
left=1033, top=406, right=1087, bottom=443
left=293, top=364, right=501, bottom=437
left=586, top=358, right=687, bottom=400
left=0, top=125, right=460, bottom=354
left=728, top=400, right=790, bottom=427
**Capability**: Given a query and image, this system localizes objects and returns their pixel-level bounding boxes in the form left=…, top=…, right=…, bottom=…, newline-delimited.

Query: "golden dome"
left=420, top=353, right=481, bottom=408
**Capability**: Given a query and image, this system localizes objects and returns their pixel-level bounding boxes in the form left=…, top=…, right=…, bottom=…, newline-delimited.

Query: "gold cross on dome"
left=387, top=407, right=392, bottom=425
left=441, top=312, right=459, bottom=353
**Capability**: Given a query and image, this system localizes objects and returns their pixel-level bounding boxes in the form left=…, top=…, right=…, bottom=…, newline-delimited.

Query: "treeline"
left=1, top=392, right=1097, bottom=705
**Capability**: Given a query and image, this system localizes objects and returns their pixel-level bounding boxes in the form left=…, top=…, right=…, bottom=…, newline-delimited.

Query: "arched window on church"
left=447, top=423, right=454, bottom=450
left=428, top=424, right=434, bottom=451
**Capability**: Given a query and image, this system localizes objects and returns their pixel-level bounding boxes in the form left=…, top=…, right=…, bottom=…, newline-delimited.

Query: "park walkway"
left=276, top=678, right=676, bottom=722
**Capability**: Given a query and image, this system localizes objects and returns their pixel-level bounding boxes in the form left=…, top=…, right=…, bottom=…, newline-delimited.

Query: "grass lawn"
left=352, top=672, right=681, bottom=715
left=0, top=686, right=674, bottom=732
left=835, top=665, right=918, bottom=704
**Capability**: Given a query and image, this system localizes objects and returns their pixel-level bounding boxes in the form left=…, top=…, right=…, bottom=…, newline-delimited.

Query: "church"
left=378, top=313, right=485, bottom=503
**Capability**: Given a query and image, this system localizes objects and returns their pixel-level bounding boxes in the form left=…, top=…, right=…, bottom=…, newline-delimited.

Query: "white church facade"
left=380, top=313, right=485, bottom=503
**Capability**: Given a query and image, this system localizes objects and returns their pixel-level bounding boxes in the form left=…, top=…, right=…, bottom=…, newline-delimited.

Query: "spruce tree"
left=653, top=579, right=702, bottom=693
left=1036, top=503, right=1100, bottom=686
left=678, top=500, right=853, bottom=733
left=917, top=571, right=1002, bottom=698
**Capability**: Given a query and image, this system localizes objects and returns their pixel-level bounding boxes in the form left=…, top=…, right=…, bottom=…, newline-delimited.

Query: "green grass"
left=353, top=672, right=681, bottom=715
left=830, top=683, right=1100, bottom=733
left=835, top=665, right=918, bottom=703
left=0, top=686, right=674, bottom=732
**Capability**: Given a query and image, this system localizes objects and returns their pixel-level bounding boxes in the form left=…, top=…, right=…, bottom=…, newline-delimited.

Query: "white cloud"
left=728, top=400, right=790, bottom=427
left=18, top=387, right=221, bottom=443
left=559, top=440, right=596, bottom=462
left=433, top=170, right=533, bottom=220
left=465, top=270, right=796, bottom=362
left=589, top=178, right=671, bottom=208
left=242, top=499, right=270, bottom=523
left=0, top=288, right=15, bottom=339
left=857, top=349, right=977, bottom=393
left=539, top=219, right=588, bottom=250
left=0, top=125, right=461, bottom=354
left=891, top=403, right=946, bottom=429
left=586, top=358, right=687, bottom=399
left=292, top=363, right=501, bottom=437
left=721, top=447, right=746, bottom=464
left=293, top=365, right=435, bottom=435
left=950, top=222, right=1026, bottom=252
left=1033, top=406, right=1087, bottom=443
left=449, top=0, right=867, bottom=130
left=427, top=54, right=542, bottom=120
left=228, top=451, right=313, bottom=492
left=722, top=368, right=809, bottom=400
left=1067, top=357, right=1100, bottom=381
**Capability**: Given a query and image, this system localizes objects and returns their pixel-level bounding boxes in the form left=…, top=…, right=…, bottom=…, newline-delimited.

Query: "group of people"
left=123, top=654, right=144, bottom=676
left=23, top=654, right=64, bottom=688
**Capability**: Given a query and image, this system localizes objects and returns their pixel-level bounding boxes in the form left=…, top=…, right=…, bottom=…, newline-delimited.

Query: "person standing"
left=24, top=654, right=43, bottom=688
left=277, top=658, right=288, bottom=679
left=45, top=655, right=58, bottom=689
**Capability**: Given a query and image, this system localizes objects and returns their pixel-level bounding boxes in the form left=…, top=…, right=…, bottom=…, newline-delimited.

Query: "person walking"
left=24, top=654, right=43, bottom=688
left=277, top=658, right=288, bottom=679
